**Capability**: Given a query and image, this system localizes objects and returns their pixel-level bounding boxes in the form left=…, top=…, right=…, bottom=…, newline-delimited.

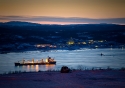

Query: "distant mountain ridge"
left=0, top=21, right=125, bottom=47
left=0, top=21, right=41, bottom=26
left=0, top=21, right=120, bottom=26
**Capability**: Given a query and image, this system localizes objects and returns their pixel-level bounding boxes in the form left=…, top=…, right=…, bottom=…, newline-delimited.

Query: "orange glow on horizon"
left=0, top=0, right=125, bottom=25
left=38, top=21, right=89, bottom=25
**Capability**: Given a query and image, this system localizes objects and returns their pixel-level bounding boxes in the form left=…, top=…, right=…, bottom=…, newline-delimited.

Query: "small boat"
left=15, top=57, right=56, bottom=66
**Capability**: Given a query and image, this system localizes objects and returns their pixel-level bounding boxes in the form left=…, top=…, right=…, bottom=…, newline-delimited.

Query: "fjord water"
left=0, top=48, right=125, bottom=74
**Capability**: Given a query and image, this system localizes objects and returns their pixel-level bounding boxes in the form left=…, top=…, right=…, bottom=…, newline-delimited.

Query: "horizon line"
left=0, top=16, right=125, bottom=25
left=1, top=21, right=125, bottom=25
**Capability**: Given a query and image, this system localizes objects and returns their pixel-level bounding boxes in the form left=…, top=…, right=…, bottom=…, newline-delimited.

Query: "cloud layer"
left=0, top=16, right=125, bottom=24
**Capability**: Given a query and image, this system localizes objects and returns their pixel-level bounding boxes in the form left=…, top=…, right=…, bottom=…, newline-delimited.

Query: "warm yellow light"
left=46, top=59, right=48, bottom=62
left=82, top=42, right=86, bottom=44
left=67, top=37, right=74, bottom=45
left=67, top=41, right=74, bottom=45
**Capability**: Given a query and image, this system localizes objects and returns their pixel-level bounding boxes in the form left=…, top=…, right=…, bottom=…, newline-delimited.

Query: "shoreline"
left=0, top=47, right=124, bottom=54
left=1, top=66, right=125, bottom=75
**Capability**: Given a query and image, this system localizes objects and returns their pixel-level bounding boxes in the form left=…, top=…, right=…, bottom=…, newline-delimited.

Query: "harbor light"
left=67, top=37, right=75, bottom=45
left=46, top=59, right=48, bottom=62
left=36, top=44, right=41, bottom=47
left=95, top=46, right=98, bottom=48
left=82, top=42, right=86, bottom=44
left=98, top=40, right=103, bottom=42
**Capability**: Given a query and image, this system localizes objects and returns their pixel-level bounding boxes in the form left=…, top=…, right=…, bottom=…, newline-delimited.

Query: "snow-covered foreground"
left=0, top=70, right=125, bottom=88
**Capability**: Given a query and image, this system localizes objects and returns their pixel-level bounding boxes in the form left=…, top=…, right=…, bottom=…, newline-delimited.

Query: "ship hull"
left=15, top=62, right=56, bottom=66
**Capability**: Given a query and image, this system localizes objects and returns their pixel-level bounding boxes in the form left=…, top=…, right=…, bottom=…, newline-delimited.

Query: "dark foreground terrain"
left=0, top=70, right=125, bottom=88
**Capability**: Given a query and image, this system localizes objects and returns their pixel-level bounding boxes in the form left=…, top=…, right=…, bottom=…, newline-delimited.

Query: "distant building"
left=67, top=37, right=75, bottom=45
left=35, top=44, right=51, bottom=48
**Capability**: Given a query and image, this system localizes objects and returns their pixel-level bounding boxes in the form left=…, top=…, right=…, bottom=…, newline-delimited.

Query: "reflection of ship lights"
left=36, top=65, right=39, bottom=72
left=27, top=65, right=30, bottom=71
left=31, top=65, right=35, bottom=69
left=27, top=65, right=30, bottom=68
left=22, top=65, right=25, bottom=68
left=45, top=64, right=55, bottom=70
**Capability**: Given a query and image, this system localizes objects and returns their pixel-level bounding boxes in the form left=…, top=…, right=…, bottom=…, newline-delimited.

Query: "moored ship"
left=15, top=56, right=56, bottom=66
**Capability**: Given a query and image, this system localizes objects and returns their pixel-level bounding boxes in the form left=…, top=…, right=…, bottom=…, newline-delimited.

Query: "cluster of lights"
left=98, top=40, right=104, bottom=42
left=35, top=44, right=56, bottom=48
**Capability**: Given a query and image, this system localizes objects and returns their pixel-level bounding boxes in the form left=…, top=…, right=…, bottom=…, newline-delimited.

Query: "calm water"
left=0, top=48, right=125, bottom=74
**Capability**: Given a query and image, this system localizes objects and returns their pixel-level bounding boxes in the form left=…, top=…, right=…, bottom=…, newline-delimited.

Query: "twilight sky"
left=0, top=0, right=125, bottom=24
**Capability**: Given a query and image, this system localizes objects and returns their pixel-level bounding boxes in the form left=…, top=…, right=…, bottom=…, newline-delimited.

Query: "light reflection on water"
left=0, top=48, right=125, bottom=74
left=14, top=64, right=55, bottom=73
